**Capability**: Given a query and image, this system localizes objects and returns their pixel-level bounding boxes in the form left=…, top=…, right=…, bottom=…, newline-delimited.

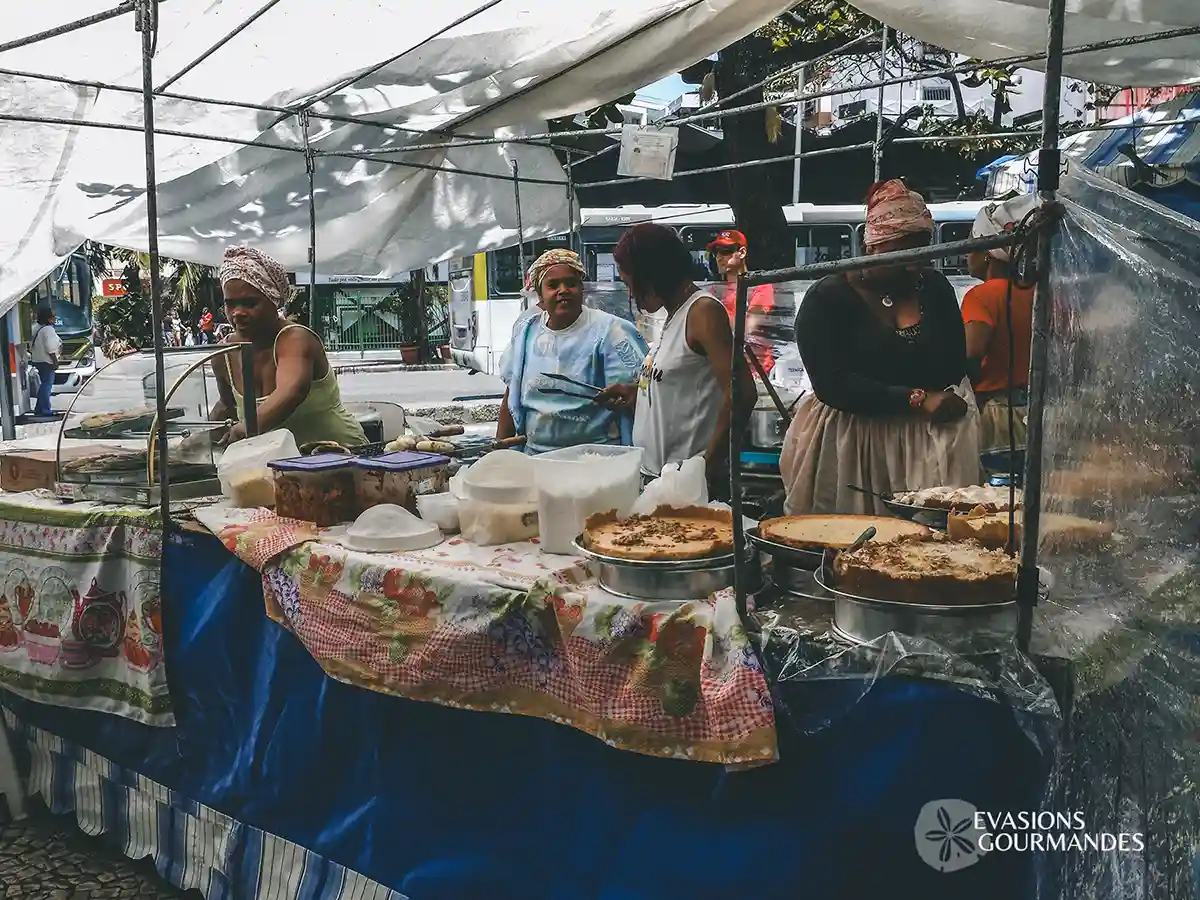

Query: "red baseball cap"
left=707, top=230, right=747, bottom=251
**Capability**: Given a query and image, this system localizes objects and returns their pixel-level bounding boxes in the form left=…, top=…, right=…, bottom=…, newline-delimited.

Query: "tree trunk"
left=412, top=268, right=430, bottom=363
left=945, top=72, right=968, bottom=121
left=991, top=87, right=1005, bottom=130
left=714, top=34, right=793, bottom=271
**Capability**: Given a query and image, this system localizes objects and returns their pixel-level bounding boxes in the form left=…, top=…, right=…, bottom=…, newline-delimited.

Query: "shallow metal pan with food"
left=812, top=566, right=1019, bottom=646
left=745, top=526, right=824, bottom=571
left=878, top=496, right=953, bottom=530
left=571, top=536, right=759, bottom=601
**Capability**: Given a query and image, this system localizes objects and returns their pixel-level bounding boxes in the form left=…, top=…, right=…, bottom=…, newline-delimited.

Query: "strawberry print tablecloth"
left=0, top=492, right=171, bottom=725
left=198, top=506, right=776, bottom=765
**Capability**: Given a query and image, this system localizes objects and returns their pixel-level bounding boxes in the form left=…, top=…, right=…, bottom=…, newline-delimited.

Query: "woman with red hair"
left=779, top=179, right=981, bottom=516
left=597, top=223, right=756, bottom=498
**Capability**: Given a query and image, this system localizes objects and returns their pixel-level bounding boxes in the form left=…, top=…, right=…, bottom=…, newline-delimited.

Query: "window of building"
left=837, top=99, right=868, bottom=119
left=922, top=85, right=953, bottom=103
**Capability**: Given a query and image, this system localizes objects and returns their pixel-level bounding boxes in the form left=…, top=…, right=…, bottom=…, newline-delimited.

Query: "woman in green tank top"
left=210, top=247, right=367, bottom=448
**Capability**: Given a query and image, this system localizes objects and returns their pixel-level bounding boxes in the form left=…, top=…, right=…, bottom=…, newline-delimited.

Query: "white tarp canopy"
left=852, top=0, right=1200, bottom=87
left=0, top=0, right=796, bottom=314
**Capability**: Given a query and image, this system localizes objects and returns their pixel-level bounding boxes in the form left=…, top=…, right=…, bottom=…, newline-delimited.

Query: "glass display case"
left=54, top=345, right=256, bottom=505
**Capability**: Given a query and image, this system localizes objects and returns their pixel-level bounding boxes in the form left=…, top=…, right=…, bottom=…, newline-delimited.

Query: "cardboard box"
left=0, top=448, right=99, bottom=493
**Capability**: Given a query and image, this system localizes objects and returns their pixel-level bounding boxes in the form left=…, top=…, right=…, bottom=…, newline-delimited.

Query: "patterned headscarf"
left=971, top=194, right=1038, bottom=262
left=218, top=246, right=292, bottom=306
left=864, top=179, right=935, bottom=250
left=524, top=248, right=586, bottom=294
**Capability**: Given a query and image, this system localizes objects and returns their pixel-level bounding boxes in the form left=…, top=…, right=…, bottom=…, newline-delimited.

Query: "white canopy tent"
left=0, top=0, right=798, bottom=314
left=851, top=0, right=1200, bottom=86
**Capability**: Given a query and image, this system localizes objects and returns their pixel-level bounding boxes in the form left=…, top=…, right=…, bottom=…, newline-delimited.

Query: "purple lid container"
left=268, top=453, right=357, bottom=473
left=355, top=451, right=451, bottom=473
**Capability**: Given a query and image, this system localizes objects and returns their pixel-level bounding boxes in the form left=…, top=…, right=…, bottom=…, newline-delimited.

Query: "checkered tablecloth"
left=199, top=507, right=776, bottom=765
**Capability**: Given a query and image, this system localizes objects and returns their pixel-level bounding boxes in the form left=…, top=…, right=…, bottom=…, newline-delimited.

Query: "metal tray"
left=812, top=566, right=1021, bottom=646
left=880, top=497, right=951, bottom=530
left=745, top=526, right=824, bottom=570
left=572, top=536, right=756, bottom=601
left=56, top=478, right=222, bottom=506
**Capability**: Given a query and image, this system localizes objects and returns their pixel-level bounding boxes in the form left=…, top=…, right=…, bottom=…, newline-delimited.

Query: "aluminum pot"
left=749, top=405, right=788, bottom=449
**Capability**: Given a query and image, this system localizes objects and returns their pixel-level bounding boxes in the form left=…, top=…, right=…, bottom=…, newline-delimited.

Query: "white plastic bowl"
left=343, top=503, right=442, bottom=553
left=416, top=492, right=460, bottom=533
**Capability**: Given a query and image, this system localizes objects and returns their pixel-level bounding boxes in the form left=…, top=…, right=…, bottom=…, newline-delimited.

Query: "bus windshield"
left=50, top=298, right=93, bottom=336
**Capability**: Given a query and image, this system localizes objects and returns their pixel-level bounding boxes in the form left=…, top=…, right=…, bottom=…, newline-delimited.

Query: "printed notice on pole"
left=617, top=125, right=679, bottom=181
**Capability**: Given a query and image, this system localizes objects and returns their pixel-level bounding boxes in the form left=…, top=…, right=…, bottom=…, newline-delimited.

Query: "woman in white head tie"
left=210, top=246, right=366, bottom=448
left=779, top=179, right=982, bottom=516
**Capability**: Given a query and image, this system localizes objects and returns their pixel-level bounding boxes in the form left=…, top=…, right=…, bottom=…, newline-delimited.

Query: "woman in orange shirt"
left=961, top=195, right=1038, bottom=451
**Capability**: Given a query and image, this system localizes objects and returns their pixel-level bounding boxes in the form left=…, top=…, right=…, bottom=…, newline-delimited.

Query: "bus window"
left=488, top=236, right=570, bottom=295
left=854, top=223, right=867, bottom=257
left=489, top=246, right=524, bottom=295
left=794, top=225, right=853, bottom=267
left=679, top=227, right=724, bottom=281
left=938, top=222, right=973, bottom=274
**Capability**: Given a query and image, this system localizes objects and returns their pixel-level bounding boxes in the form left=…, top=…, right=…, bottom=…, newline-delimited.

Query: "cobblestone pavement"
left=0, top=802, right=188, bottom=900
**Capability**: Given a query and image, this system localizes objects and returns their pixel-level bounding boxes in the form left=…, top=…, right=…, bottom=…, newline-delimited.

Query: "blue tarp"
left=1, top=530, right=1051, bottom=900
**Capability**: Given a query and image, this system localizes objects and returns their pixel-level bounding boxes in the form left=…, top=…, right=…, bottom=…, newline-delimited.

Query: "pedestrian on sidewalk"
left=31, top=307, right=62, bottom=417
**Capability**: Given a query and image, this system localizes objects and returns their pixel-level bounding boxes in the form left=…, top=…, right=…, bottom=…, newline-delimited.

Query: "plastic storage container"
left=456, top=451, right=539, bottom=545
left=269, top=453, right=359, bottom=526
left=416, top=492, right=460, bottom=533
left=533, top=445, right=643, bottom=555
left=355, top=451, right=450, bottom=512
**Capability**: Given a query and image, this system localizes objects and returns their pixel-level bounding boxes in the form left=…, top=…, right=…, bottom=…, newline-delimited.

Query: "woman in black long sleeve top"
left=780, top=179, right=982, bottom=516
left=796, top=268, right=967, bottom=415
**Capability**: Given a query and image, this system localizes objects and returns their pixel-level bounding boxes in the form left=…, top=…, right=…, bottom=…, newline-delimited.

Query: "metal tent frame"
left=0, top=0, right=1187, bottom=626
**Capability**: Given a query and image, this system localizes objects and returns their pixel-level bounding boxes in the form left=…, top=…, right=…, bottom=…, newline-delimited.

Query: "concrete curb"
left=331, top=362, right=458, bottom=375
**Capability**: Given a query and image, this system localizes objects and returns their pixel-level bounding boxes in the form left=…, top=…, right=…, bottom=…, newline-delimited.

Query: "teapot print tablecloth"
left=0, top=492, right=170, bottom=726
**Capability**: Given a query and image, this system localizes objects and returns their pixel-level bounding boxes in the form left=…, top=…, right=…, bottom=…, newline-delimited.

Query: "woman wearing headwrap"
left=779, top=179, right=981, bottom=516
left=210, top=246, right=367, bottom=448
left=963, top=194, right=1038, bottom=451
left=497, top=249, right=647, bottom=454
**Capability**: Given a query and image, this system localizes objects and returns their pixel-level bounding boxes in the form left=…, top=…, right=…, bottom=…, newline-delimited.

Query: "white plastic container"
left=416, top=492, right=461, bottom=534
left=458, top=496, right=539, bottom=546
left=532, top=445, right=643, bottom=555
left=460, top=449, right=537, bottom=504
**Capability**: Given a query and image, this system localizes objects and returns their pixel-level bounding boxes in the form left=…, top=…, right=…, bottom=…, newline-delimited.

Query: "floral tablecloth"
left=198, top=506, right=776, bottom=765
left=0, top=491, right=170, bottom=725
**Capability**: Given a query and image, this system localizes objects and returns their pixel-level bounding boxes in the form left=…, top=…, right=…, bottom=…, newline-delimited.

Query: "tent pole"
left=0, top=1, right=138, bottom=54
left=730, top=276, right=749, bottom=619
left=512, top=161, right=527, bottom=294
left=301, top=111, right=318, bottom=334
left=156, top=0, right=286, bottom=92
left=1017, top=0, right=1068, bottom=654
left=792, top=65, right=805, bottom=204
left=566, top=162, right=577, bottom=255
left=136, top=0, right=171, bottom=526
left=874, top=27, right=888, bottom=181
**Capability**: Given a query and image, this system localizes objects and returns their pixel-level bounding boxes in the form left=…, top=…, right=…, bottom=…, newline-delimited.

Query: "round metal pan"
left=572, top=536, right=757, bottom=601
left=745, top=526, right=823, bottom=571
left=812, top=566, right=1020, bottom=646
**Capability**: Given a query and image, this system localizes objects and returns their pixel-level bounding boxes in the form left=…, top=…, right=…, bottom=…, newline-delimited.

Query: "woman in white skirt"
left=780, top=179, right=982, bottom=516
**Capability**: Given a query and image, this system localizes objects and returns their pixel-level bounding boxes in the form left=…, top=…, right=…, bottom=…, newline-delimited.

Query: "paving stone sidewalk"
left=0, top=802, right=187, bottom=900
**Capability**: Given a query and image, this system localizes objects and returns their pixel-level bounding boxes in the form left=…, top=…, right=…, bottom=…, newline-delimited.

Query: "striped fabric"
left=1, top=707, right=407, bottom=900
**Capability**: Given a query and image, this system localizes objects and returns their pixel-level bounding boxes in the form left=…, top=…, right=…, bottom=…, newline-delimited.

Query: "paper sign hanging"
left=617, top=125, right=680, bottom=181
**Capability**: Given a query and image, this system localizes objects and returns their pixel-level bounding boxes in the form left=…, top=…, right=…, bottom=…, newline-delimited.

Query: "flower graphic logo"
left=914, top=799, right=987, bottom=873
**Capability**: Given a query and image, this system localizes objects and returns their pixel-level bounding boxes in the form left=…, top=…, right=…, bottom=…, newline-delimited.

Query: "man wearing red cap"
left=708, top=230, right=777, bottom=373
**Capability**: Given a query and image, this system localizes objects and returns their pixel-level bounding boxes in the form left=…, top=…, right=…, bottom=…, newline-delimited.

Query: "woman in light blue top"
left=497, top=250, right=647, bottom=455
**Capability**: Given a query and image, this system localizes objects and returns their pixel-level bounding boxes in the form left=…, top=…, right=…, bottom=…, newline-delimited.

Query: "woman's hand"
left=594, top=382, right=638, bottom=412
left=220, top=422, right=247, bottom=446
left=920, top=390, right=968, bottom=424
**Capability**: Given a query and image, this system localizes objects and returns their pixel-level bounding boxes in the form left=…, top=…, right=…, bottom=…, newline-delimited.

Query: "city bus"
left=448, top=200, right=987, bottom=375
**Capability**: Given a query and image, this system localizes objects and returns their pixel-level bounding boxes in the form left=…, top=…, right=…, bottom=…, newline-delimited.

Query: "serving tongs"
left=538, top=373, right=603, bottom=401
left=545, top=373, right=603, bottom=393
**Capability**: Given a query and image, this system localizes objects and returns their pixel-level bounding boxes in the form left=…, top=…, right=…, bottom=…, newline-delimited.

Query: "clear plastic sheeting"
left=1030, top=166, right=1200, bottom=898
left=754, top=598, right=1062, bottom=757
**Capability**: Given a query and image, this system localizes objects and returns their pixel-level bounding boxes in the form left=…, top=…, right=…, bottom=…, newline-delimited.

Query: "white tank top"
left=632, top=290, right=725, bottom=476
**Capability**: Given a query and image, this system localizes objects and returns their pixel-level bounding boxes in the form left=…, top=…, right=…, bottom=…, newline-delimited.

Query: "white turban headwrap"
left=970, top=194, right=1039, bottom=262
left=219, top=246, right=292, bottom=306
